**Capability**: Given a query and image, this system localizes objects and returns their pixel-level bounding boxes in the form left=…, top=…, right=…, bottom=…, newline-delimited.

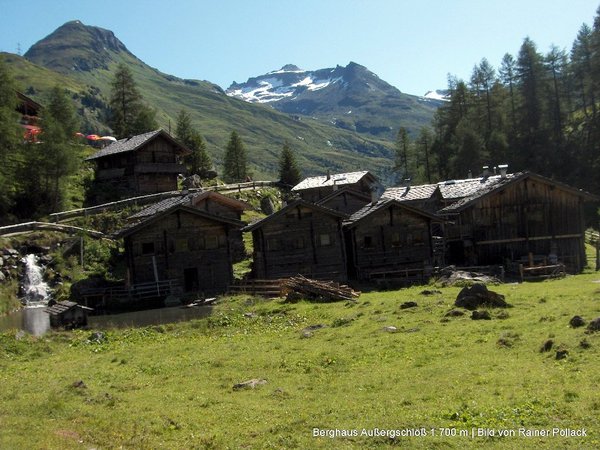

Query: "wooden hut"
left=291, top=171, right=381, bottom=203
left=244, top=200, right=348, bottom=281
left=438, top=171, right=597, bottom=272
left=117, top=204, right=245, bottom=295
left=85, top=129, right=190, bottom=197
left=128, top=191, right=250, bottom=261
left=46, top=301, right=93, bottom=329
left=316, top=186, right=371, bottom=215
left=344, top=198, right=441, bottom=282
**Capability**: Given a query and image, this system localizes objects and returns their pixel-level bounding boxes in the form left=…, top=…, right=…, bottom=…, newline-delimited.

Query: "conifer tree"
left=393, top=127, right=411, bottom=181
left=175, top=109, right=213, bottom=176
left=278, top=141, right=301, bottom=186
left=0, top=56, right=21, bottom=219
left=108, top=63, right=157, bottom=138
left=18, top=86, right=80, bottom=216
left=223, top=131, right=247, bottom=183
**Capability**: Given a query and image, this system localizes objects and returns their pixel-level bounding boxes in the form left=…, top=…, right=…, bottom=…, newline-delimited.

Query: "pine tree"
left=278, top=141, right=301, bottom=186
left=34, top=86, right=80, bottom=213
left=175, top=109, right=212, bottom=176
left=393, top=127, right=411, bottom=181
left=0, top=56, right=21, bottom=219
left=223, top=131, right=247, bottom=183
left=108, top=63, right=157, bottom=138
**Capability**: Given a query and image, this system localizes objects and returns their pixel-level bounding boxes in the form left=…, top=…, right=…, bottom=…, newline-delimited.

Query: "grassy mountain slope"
left=13, top=21, right=397, bottom=181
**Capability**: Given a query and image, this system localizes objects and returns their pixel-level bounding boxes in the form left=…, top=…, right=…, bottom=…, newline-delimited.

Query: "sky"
left=0, top=0, right=598, bottom=96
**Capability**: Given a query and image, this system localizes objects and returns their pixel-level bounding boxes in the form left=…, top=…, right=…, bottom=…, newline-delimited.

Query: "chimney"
left=326, top=169, right=331, bottom=181
left=498, top=164, right=508, bottom=178
left=482, top=166, right=490, bottom=178
left=467, top=170, right=473, bottom=179
left=403, top=177, right=412, bottom=187
left=371, top=186, right=381, bottom=205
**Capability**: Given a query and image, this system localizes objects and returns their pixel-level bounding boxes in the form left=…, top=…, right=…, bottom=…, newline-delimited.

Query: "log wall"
left=251, top=205, right=347, bottom=281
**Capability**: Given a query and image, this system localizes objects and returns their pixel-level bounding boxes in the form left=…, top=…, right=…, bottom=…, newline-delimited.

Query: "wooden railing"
left=80, top=279, right=180, bottom=304
left=48, top=181, right=281, bottom=222
left=0, top=221, right=104, bottom=238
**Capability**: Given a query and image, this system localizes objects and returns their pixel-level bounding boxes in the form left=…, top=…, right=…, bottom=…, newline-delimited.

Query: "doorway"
left=183, top=267, right=199, bottom=292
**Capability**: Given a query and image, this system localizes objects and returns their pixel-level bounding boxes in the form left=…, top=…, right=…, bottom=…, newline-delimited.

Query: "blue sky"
left=0, top=0, right=597, bottom=95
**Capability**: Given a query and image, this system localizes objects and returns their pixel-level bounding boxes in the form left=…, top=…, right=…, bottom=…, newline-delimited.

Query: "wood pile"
left=283, top=275, right=360, bottom=302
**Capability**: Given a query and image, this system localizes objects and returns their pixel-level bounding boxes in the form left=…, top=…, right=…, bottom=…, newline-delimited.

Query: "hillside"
left=8, top=20, right=401, bottom=181
left=227, top=62, right=439, bottom=140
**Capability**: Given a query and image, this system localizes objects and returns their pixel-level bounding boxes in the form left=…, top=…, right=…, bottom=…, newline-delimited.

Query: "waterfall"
left=21, top=254, right=50, bottom=307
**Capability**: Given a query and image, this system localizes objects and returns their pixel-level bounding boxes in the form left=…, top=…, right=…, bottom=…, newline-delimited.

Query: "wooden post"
left=80, top=236, right=84, bottom=268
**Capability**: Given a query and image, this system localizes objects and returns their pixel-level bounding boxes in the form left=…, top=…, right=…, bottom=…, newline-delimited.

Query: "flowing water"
left=20, top=254, right=50, bottom=306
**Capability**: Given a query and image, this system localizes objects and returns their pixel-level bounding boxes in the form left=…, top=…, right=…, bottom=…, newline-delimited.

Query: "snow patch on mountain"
left=227, top=65, right=344, bottom=103
left=422, top=89, right=449, bottom=102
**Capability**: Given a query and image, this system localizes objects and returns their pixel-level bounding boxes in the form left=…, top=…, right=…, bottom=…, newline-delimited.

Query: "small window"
left=318, top=234, right=331, bottom=247
left=363, top=236, right=373, bottom=248
left=267, top=238, right=281, bottom=251
left=141, top=242, right=155, bottom=255
left=292, top=237, right=305, bottom=249
left=205, top=235, right=219, bottom=250
left=391, top=232, right=402, bottom=248
left=176, top=238, right=188, bottom=252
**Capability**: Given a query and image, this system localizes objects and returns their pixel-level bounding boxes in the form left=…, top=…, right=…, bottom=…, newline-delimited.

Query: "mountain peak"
left=24, top=20, right=133, bottom=73
left=279, top=64, right=302, bottom=72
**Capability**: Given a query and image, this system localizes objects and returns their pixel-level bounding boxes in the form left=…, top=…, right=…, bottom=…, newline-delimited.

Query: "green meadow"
left=1, top=267, right=599, bottom=449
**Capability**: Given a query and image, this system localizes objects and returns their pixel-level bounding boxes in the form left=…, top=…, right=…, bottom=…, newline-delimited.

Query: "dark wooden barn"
left=344, top=198, right=441, bottom=282
left=118, top=204, right=245, bottom=295
left=85, top=129, right=190, bottom=198
left=291, top=171, right=381, bottom=203
left=128, top=190, right=250, bottom=261
left=438, top=171, right=596, bottom=272
left=244, top=200, right=348, bottom=281
left=316, top=186, right=371, bottom=215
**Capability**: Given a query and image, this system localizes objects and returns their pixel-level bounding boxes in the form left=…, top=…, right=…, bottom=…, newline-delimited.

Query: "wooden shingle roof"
left=85, top=129, right=190, bottom=161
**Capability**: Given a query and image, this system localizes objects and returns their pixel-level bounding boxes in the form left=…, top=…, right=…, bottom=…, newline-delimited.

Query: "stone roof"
left=46, top=301, right=92, bottom=315
left=383, top=184, right=438, bottom=202
left=128, top=191, right=250, bottom=220
left=291, top=171, right=374, bottom=191
left=85, top=129, right=189, bottom=161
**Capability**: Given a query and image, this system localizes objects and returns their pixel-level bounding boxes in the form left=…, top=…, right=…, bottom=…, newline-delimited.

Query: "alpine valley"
left=3, top=20, right=441, bottom=180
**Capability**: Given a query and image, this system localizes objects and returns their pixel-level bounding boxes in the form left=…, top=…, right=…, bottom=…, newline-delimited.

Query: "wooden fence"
left=48, top=181, right=281, bottom=222
left=0, top=221, right=105, bottom=238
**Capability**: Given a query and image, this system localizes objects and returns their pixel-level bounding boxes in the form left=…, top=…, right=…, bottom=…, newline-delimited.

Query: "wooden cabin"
left=16, top=91, right=42, bottom=142
left=244, top=200, right=348, bottom=281
left=128, top=191, right=250, bottom=261
left=46, top=301, right=93, bottom=329
left=438, top=171, right=596, bottom=272
left=383, top=184, right=440, bottom=213
left=85, top=129, right=190, bottom=198
left=316, top=186, right=371, bottom=215
left=291, top=171, right=381, bottom=203
left=344, top=198, right=441, bottom=282
left=118, top=204, right=245, bottom=296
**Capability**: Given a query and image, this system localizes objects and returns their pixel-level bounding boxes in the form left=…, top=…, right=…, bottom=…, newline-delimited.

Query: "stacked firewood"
left=283, top=275, right=360, bottom=302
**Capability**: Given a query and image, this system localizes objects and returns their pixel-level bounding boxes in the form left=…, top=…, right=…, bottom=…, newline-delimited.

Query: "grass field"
left=1, top=268, right=599, bottom=449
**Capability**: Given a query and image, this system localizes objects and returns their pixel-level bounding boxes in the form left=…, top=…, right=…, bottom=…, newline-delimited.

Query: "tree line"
left=395, top=6, right=600, bottom=199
